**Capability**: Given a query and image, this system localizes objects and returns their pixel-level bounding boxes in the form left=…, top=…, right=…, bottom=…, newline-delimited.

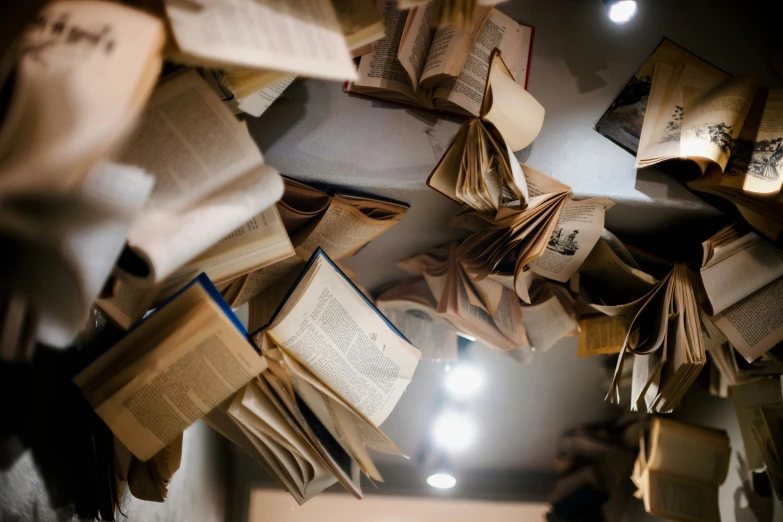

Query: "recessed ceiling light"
left=432, top=410, right=476, bottom=452
left=605, top=0, right=637, bottom=23
left=445, top=364, right=482, bottom=400
left=427, top=473, right=457, bottom=489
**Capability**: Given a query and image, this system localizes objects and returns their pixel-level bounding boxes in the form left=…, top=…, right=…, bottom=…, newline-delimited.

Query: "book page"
left=376, top=300, right=458, bottom=361
left=522, top=285, right=577, bottom=352
left=713, top=276, right=783, bottom=362
left=528, top=198, right=614, bottom=283
left=397, top=3, right=436, bottom=87
left=577, top=315, right=629, bottom=357
left=97, top=279, right=158, bottom=331
left=681, top=75, right=759, bottom=172
left=646, top=471, right=721, bottom=522
left=480, top=51, right=545, bottom=151
left=164, top=0, right=356, bottom=82
left=601, top=229, right=641, bottom=269
left=419, top=6, right=491, bottom=83
left=701, top=231, right=783, bottom=315
left=0, top=1, right=164, bottom=195
left=127, top=165, right=284, bottom=285
left=332, top=0, right=384, bottom=51
left=236, top=76, right=296, bottom=118
left=637, top=63, right=726, bottom=165
left=730, top=379, right=783, bottom=471
left=77, top=283, right=268, bottom=461
left=118, top=70, right=267, bottom=212
left=648, top=419, right=731, bottom=485
left=578, top=238, right=659, bottom=317
left=726, top=88, right=783, bottom=196
left=432, top=9, right=522, bottom=116
left=160, top=206, right=294, bottom=295
left=353, top=1, right=416, bottom=98
left=224, top=256, right=305, bottom=308
left=294, top=199, right=402, bottom=261
left=266, top=255, right=421, bottom=426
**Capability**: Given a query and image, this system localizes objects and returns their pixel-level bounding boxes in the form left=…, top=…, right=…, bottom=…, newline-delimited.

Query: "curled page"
left=480, top=50, right=545, bottom=151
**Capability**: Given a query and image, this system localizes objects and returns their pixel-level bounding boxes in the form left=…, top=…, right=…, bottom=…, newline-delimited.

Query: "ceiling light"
left=432, top=410, right=476, bottom=452
left=604, top=0, right=637, bottom=23
left=444, top=364, right=482, bottom=400
left=427, top=473, right=457, bottom=489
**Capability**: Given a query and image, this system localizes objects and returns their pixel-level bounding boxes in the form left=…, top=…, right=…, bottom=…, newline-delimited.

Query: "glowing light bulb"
left=427, top=473, right=457, bottom=489
left=445, top=364, right=483, bottom=400
left=608, top=0, right=637, bottom=23
left=432, top=411, right=476, bottom=452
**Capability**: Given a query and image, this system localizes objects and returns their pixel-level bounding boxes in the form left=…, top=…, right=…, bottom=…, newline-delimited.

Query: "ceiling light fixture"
left=427, top=472, right=457, bottom=489
left=604, top=0, right=637, bottom=23
left=444, top=364, right=483, bottom=400
left=432, top=410, right=476, bottom=452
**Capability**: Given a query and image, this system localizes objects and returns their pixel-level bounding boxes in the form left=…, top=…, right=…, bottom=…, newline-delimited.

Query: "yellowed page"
left=522, top=286, right=577, bottom=352
left=701, top=229, right=783, bottom=314
left=353, top=1, right=418, bottom=100
left=713, top=276, right=783, bottom=362
left=266, top=255, right=421, bottom=426
left=726, top=88, right=783, bottom=196
left=645, top=471, right=721, bottom=522
left=224, top=256, right=305, bottom=308
left=637, top=63, right=726, bottom=166
left=432, top=9, right=522, bottom=116
left=577, top=315, right=629, bottom=357
left=397, top=4, right=436, bottom=87
left=294, top=199, right=402, bottom=260
left=577, top=238, right=659, bottom=317
left=332, top=0, right=385, bottom=51
left=163, top=0, right=356, bottom=82
left=681, top=75, right=759, bottom=172
left=0, top=1, right=164, bottom=195
left=160, top=207, right=294, bottom=296
left=96, top=279, right=158, bottom=330
left=119, top=71, right=284, bottom=284
left=419, top=6, right=490, bottom=83
left=78, top=284, right=267, bottom=461
left=480, top=52, right=545, bottom=151
left=528, top=198, right=614, bottom=283
left=647, top=418, right=731, bottom=485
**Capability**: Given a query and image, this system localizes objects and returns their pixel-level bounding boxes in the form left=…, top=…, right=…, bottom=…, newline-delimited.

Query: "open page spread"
left=265, top=254, right=421, bottom=427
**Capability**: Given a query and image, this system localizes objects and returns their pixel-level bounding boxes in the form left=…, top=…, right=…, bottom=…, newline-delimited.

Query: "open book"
left=99, top=207, right=294, bottom=329
left=595, top=39, right=724, bottom=155
left=348, top=1, right=533, bottom=117
left=607, top=264, right=706, bottom=413
left=114, top=70, right=284, bottom=286
left=633, top=417, right=730, bottom=522
left=278, top=177, right=409, bottom=261
left=163, top=0, right=357, bottom=86
left=699, top=222, right=783, bottom=362
left=427, top=50, right=545, bottom=211
left=376, top=276, right=459, bottom=361
left=453, top=167, right=610, bottom=299
left=398, top=0, right=507, bottom=29
left=209, top=248, right=420, bottom=503
left=399, top=242, right=528, bottom=351
left=635, top=53, right=783, bottom=238
left=74, top=273, right=267, bottom=461
left=0, top=0, right=164, bottom=196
